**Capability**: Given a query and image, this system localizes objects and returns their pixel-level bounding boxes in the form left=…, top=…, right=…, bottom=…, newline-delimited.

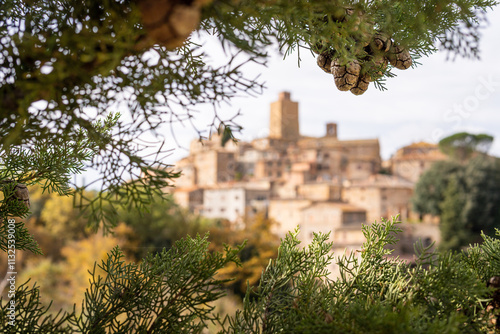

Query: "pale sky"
left=162, top=7, right=500, bottom=164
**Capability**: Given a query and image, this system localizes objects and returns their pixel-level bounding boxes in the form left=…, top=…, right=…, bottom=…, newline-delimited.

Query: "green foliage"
left=462, top=157, right=500, bottom=236
left=439, top=132, right=494, bottom=161
left=412, top=160, right=462, bottom=216
left=1, top=235, right=242, bottom=333
left=68, top=236, right=242, bottom=333
left=3, top=217, right=499, bottom=333
left=413, top=156, right=500, bottom=251
left=0, top=280, right=74, bottom=333
left=412, top=155, right=500, bottom=249
left=439, top=175, right=469, bottom=250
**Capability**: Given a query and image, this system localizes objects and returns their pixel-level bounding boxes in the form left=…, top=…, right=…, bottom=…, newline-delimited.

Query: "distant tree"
left=439, top=175, right=468, bottom=250
left=115, top=194, right=210, bottom=261
left=412, top=160, right=462, bottom=216
left=40, top=193, right=91, bottom=240
left=439, top=132, right=494, bottom=162
left=413, top=156, right=500, bottom=250
left=208, top=213, right=280, bottom=298
left=462, top=157, right=500, bottom=236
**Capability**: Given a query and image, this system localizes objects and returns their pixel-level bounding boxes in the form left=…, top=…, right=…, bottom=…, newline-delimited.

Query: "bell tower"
left=269, top=91, right=299, bottom=141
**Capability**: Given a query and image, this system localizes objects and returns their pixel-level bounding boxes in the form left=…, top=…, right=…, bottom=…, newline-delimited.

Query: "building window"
left=343, top=212, right=366, bottom=224
left=277, top=172, right=282, bottom=177
left=220, top=208, right=226, bottom=212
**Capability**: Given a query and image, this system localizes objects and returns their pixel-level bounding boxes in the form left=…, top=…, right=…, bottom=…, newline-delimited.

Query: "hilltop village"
left=170, top=92, right=446, bottom=261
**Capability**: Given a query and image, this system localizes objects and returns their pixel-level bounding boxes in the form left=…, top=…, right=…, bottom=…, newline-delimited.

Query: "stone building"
left=268, top=199, right=313, bottom=237
left=296, top=182, right=342, bottom=201
left=172, top=187, right=204, bottom=213
left=300, top=202, right=367, bottom=245
left=342, top=174, right=414, bottom=223
left=388, top=141, right=447, bottom=183
left=202, top=183, right=270, bottom=224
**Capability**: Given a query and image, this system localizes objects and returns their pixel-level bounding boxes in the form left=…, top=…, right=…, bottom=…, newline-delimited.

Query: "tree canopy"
left=439, top=132, right=494, bottom=162
left=412, top=155, right=500, bottom=250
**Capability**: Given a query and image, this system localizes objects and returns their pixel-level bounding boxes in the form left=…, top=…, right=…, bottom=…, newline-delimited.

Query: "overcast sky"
left=162, top=7, right=500, bottom=164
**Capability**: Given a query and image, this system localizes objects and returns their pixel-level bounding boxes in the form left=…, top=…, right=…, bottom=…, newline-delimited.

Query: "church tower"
left=269, top=91, right=299, bottom=141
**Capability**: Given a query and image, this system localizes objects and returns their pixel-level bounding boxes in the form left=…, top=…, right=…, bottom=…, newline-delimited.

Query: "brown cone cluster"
left=315, top=8, right=412, bottom=95
left=138, top=0, right=212, bottom=49
left=13, top=183, right=30, bottom=209
left=3, top=181, right=30, bottom=210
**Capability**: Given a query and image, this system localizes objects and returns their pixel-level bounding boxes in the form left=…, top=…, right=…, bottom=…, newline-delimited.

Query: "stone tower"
left=269, top=91, right=299, bottom=141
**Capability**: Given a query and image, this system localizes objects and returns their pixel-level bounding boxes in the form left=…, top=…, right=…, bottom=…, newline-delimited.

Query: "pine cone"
left=387, top=44, right=412, bottom=70
left=138, top=0, right=212, bottom=49
left=350, top=72, right=370, bottom=95
left=13, top=183, right=30, bottom=209
left=312, top=7, right=413, bottom=95
left=331, top=59, right=361, bottom=91
left=317, top=52, right=333, bottom=73
left=371, top=33, right=392, bottom=52
left=3, top=181, right=30, bottom=210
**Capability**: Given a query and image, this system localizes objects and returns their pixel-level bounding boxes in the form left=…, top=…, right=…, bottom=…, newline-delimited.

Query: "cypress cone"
left=138, top=0, right=213, bottom=49
left=314, top=8, right=412, bottom=95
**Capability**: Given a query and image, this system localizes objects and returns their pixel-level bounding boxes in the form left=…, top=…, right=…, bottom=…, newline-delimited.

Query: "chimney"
left=279, top=91, right=291, bottom=101
left=326, top=123, right=337, bottom=138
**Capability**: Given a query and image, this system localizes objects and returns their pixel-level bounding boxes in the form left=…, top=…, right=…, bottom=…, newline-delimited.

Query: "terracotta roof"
left=297, top=137, right=379, bottom=148
left=405, top=141, right=437, bottom=148
left=173, top=186, right=203, bottom=192
left=204, top=181, right=271, bottom=191
left=346, top=174, right=414, bottom=188
left=391, top=141, right=447, bottom=161
left=392, top=150, right=447, bottom=161
left=300, top=201, right=366, bottom=212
